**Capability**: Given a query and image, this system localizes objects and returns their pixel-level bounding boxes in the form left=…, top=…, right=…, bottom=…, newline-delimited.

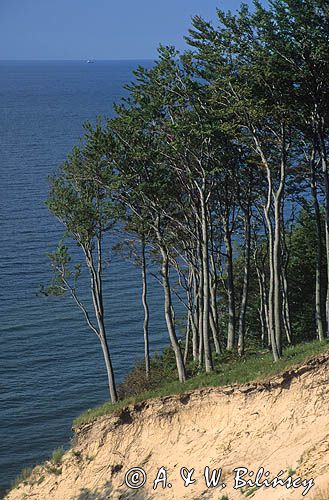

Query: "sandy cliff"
left=5, top=351, right=329, bottom=500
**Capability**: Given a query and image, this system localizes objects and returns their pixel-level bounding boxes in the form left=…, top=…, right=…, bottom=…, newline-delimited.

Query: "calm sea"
left=0, top=60, right=170, bottom=496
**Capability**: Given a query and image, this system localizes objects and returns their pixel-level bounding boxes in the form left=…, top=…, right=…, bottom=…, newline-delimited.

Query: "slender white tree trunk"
left=87, top=244, right=118, bottom=403
left=318, top=130, right=329, bottom=337
left=99, top=330, right=118, bottom=403
left=310, top=164, right=325, bottom=340
left=273, top=195, right=282, bottom=357
left=191, top=265, right=199, bottom=361
left=141, top=237, right=150, bottom=377
left=238, top=208, right=251, bottom=356
left=223, top=218, right=235, bottom=350
left=155, top=219, right=186, bottom=383
left=200, top=191, right=213, bottom=372
left=263, top=169, right=280, bottom=362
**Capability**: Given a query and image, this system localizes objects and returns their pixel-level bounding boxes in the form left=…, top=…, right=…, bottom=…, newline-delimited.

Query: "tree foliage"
left=46, top=0, right=329, bottom=397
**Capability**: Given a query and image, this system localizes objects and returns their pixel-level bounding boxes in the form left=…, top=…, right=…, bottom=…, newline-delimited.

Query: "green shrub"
left=44, top=464, right=62, bottom=475
left=50, top=446, right=65, bottom=465
left=118, top=347, right=178, bottom=400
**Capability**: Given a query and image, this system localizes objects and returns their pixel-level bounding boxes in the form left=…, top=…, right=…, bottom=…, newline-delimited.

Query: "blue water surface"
left=0, top=60, right=170, bottom=496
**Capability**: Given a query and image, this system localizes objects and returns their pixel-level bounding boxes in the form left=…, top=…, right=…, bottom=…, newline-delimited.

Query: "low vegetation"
left=7, top=446, right=66, bottom=493
left=73, top=340, right=328, bottom=427
left=9, top=467, right=34, bottom=491
left=49, top=447, right=65, bottom=466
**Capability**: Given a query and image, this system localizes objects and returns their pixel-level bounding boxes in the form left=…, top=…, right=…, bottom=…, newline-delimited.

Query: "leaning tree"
left=45, top=122, right=120, bottom=403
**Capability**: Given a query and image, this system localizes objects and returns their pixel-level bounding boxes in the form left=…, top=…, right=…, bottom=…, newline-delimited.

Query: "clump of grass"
left=50, top=446, right=65, bottom=465
left=36, top=475, right=45, bottom=485
left=44, top=464, right=62, bottom=475
left=8, top=466, right=47, bottom=493
left=38, top=446, right=65, bottom=476
left=73, top=340, right=328, bottom=428
left=286, top=466, right=296, bottom=476
left=241, top=485, right=260, bottom=497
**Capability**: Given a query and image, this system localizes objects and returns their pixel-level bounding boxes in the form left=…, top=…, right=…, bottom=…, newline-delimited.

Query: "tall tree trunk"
left=316, top=128, right=329, bottom=337
left=87, top=243, right=118, bottom=403
left=184, top=311, right=191, bottom=364
left=185, top=265, right=196, bottom=363
left=99, top=329, right=118, bottom=403
left=223, top=217, right=236, bottom=350
left=210, top=278, right=221, bottom=354
left=255, top=253, right=269, bottom=348
left=273, top=139, right=287, bottom=357
left=310, top=166, right=325, bottom=340
left=141, top=236, right=150, bottom=377
left=209, top=278, right=221, bottom=354
left=252, top=130, right=283, bottom=361
left=238, top=207, right=251, bottom=356
left=209, top=215, right=221, bottom=354
left=191, top=265, right=199, bottom=361
left=161, top=248, right=186, bottom=382
left=281, top=266, right=292, bottom=344
left=210, top=303, right=221, bottom=354
left=273, top=195, right=283, bottom=357
left=263, top=168, right=280, bottom=362
left=198, top=265, right=204, bottom=366
left=279, top=202, right=292, bottom=345
left=200, top=193, right=213, bottom=371
left=155, top=225, right=186, bottom=383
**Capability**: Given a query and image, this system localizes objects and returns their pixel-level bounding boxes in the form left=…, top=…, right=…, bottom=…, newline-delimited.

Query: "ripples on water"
left=0, top=60, right=171, bottom=495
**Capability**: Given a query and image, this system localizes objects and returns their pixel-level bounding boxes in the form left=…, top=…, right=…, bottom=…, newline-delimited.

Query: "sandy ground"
left=5, top=350, right=329, bottom=500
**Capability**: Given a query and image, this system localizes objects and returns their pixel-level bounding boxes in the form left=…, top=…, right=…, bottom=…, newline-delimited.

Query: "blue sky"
left=0, top=0, right=249, bottom=60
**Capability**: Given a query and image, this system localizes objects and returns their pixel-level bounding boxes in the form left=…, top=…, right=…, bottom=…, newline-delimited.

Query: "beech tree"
left=45, top=0, right=329, bottom=393
left=109, top=69, right=188, bottom=382
left=254, top=0, right=329, bottom=339
left=186, top=4, right=298, bottom=360
left=114, top=223, right=151, bottom=378
left=46, top=122, right=119, bottom=403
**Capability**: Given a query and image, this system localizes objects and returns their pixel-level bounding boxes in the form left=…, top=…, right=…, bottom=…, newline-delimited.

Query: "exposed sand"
left=5, top=350, right=329, bottom=500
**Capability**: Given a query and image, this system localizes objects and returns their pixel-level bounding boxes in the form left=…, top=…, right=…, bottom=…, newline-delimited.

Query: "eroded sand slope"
left=6, top=351, right=329, bottom=500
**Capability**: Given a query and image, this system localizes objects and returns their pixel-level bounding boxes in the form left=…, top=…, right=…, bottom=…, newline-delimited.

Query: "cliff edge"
left=5, top=350, right=329, bottom=500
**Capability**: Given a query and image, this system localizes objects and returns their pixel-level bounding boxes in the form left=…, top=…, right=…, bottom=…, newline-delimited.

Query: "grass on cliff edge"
left=73, top=339, right=328, bottom=428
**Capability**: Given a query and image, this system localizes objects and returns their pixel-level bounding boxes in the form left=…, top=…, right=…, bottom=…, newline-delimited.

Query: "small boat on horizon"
left=86, top=60, right=95, bottom=64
